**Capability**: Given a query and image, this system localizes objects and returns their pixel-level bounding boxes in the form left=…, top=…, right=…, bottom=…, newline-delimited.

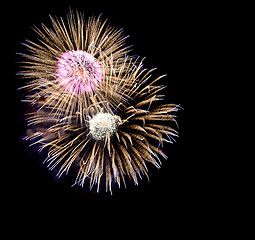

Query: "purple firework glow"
left=56, top=50, right=104, bottom=95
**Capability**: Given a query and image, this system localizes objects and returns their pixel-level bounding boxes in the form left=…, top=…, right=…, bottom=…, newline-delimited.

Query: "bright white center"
left=89, top=113, right=117, bottom=140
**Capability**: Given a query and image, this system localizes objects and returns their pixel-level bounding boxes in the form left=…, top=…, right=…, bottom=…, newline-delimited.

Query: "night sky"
left=7, top=0, right=198, bottom=229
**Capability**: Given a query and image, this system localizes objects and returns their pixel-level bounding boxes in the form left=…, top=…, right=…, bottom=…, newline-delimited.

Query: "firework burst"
left=19, top=10, right=182, bottom=193
left=19, top=10, right=132, bottom=122
left=25, top=58, right=181, bottom=193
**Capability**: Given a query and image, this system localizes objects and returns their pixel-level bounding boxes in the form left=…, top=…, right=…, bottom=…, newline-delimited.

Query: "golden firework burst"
left=19, top=10, right=132, bottom=123
left=25, top=57, right=181, bottom=193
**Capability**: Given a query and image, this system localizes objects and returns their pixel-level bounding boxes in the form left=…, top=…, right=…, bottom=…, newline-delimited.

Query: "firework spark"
left=89, top=113, right=117, bottom=140
left=56, top=50, right=104, bottom=94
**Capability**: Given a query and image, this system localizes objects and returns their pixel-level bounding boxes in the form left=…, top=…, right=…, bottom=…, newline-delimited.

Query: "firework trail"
left=19, top=10, right=182, bottom=193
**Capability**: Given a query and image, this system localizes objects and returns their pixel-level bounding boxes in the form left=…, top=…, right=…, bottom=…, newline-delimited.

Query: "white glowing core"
left=89, top=113, right=117, bottom=140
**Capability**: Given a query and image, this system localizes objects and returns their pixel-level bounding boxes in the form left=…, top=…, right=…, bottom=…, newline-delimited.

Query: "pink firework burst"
left=56, top=50, right=104, bottom=95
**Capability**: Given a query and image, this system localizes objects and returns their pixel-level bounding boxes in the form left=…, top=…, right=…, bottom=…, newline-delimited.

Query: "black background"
left=6, top=0, right=198, bottom=230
